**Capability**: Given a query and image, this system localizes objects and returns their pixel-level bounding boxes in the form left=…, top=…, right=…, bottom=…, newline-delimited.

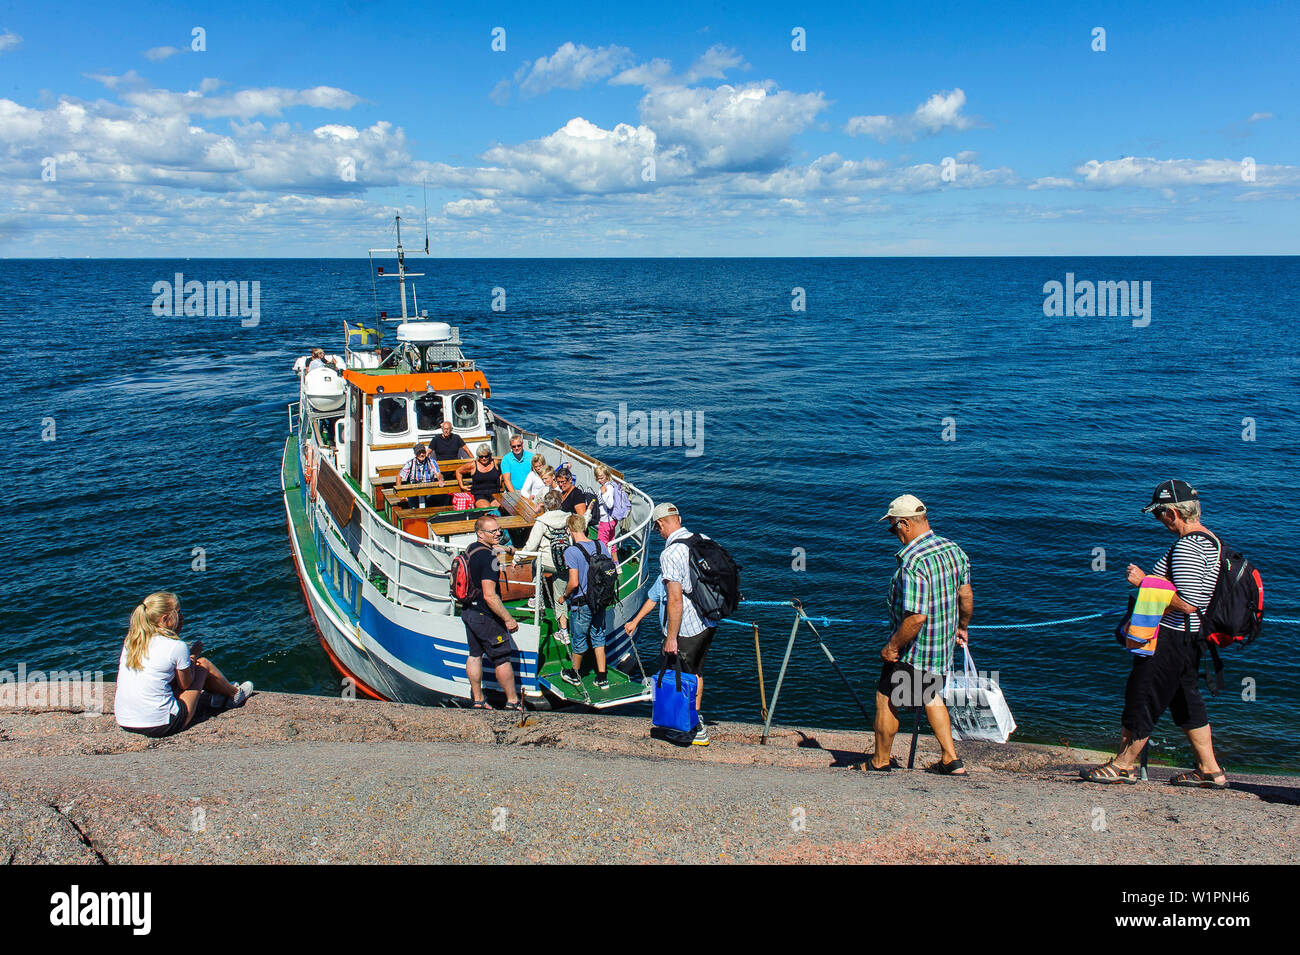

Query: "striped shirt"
left=1152, top=532, right=1220, bottom=633
left=660, top=527, right=719, bottom=638
left=399, top=455, right=436, bottom=484
left=888, top=531, right=971, bottom=676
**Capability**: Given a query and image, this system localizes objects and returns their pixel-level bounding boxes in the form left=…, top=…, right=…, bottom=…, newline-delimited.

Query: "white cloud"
left=1071, top=155, right=1294, bottom=187
left=0, top=30, right=20, bottom=54
left=845, top=88, right=978, bottom=142
left=489, top=78, right=511, bottom=106
left=121, top=84, right=362, bottom=119
left=514, top=42, right=634, bottom=98
left=444, top=198, right=499, bottom=217
left=638, top=82, right=827, bottom=172
left=683, top=45, right=746, bottom=83
left=143, top=46, right=183, bottom=62
left=610, top=59, right=673, bottom=88
left=1248, top=112, right=1273, bottom=123
left=472, top=116, right=670, bottom=194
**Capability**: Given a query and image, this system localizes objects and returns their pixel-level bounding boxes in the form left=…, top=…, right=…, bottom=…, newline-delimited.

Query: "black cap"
left=1141, top=479, right=1198, bottom=514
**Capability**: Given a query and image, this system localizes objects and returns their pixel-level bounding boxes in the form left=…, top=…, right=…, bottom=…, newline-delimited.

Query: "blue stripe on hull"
left=360, top=598, right=540, bottom=690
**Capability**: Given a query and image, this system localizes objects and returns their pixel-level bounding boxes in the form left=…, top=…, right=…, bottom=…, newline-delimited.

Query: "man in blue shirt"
left=500, top=436, right=533, bottom=494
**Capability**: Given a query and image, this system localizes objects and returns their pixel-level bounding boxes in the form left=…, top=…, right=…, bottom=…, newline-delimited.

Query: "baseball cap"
left=1141, top=479, right=1198, bottom=514
left=651, top=502, right=680, bottom=522
left=879, top=494, right=927, bottom=522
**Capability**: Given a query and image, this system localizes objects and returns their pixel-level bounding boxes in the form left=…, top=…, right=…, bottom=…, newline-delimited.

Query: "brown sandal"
left=1080, top=760, right=1140, bottom=784
left=1170, top=769, right=1228, bottom=789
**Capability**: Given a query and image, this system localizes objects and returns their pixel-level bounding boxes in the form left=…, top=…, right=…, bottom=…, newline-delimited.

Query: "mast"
left=371, top=213, right=424, bottom=323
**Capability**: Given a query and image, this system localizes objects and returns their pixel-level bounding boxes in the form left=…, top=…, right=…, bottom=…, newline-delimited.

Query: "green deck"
left=503, top=558, right=650, bottom=707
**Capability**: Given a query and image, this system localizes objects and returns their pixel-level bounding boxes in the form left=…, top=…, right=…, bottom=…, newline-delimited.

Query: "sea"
left=1, top=256, right=1296, bottom=773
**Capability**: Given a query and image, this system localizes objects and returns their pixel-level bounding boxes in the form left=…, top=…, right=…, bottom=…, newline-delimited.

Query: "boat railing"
left=287, top=401, right=300, bottom=434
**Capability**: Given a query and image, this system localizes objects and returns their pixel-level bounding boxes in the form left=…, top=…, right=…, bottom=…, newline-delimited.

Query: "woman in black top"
left=553, top=466, right=590, bottom=518
left=458, top=444, right=503, bottom=508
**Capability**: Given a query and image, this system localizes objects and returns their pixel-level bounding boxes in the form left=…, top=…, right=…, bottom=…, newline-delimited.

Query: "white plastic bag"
left=944, top=645, right=1017, bottom=743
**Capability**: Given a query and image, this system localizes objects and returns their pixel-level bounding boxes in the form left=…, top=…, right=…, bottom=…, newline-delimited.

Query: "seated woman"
left=518, top=455, right=547, bottom=501
left=457, top=443, right=504, bottom=509
left=115, top=591, right=253, bottom=738
left=522, top=463, right=556, bottom=504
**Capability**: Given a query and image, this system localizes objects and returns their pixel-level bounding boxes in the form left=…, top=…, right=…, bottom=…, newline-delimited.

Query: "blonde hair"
left=565, top=513, right=587, bottom=535
left=532, top=454, right=548, bottom=473
left=124, top=591, right=181, bottom=671
left=594, top=464, right=611, bottom=483
left=539, top=465, right=555, bottom=480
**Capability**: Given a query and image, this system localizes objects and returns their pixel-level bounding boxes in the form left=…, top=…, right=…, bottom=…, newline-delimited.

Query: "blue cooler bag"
left=651, top=654, right=698, bottom=746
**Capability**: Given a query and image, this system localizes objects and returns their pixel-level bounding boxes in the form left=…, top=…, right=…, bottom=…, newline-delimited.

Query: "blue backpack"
left=607, top=481, right=631, bottom=521
left=650, top=654, right=699, bottom=746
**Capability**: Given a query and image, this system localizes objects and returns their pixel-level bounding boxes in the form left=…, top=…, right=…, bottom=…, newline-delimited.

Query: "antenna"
left=423, top=180, right=430, bottom=254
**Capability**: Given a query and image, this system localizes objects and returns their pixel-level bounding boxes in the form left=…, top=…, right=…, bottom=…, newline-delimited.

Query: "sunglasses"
left=887, top=519, right=908, bottom=533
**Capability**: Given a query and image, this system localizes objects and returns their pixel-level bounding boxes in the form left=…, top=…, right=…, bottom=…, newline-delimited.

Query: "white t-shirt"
left=520, top=471, right=547, bottom=502
left=115, top=633, right=192, bottom=728
left=599, top=482, right=617, bottom=524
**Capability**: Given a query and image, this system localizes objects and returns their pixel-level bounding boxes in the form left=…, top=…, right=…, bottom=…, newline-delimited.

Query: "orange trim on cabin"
left=342, top=369, right=491, bottom=397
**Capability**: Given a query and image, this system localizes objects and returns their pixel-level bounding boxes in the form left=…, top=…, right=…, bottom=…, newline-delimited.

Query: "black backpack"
left=579, top=541, right=619, bottom=612
left=682, top=534, right=741, bottom=620
left=1174, top=532, right=1264, bottom=694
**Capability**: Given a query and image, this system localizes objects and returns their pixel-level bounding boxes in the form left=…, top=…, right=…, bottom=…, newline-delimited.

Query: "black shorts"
left=877, top=660, right=945, bottom=709
left=120, top=699, right=189, bottom=738
left=676, top=627, right=716, bottom=675
left=1122, top=625, right=1208, bottom=738
left=463, top=607, right=518, bottom=666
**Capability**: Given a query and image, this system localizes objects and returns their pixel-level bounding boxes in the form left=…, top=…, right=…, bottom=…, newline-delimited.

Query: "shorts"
left=119, top=699, right=189, bottom=738
left=877, top=660, right=945, bottom=709
left=1122, top=625, right=1208, bottom=738
left=462, top=606, right=519, bottom=667
left=675, top=626, right=716, bottom=675
left=570, top=603, right=608, bottom=654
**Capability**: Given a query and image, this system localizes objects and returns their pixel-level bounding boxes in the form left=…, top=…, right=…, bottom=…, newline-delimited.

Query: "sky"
left=0, top=0, right=1296, bottom=256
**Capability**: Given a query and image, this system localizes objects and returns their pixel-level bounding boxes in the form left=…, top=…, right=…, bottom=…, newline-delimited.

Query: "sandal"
left=855, top=756, right=901, bottom=772
left=926, top=758, right=968, bottom=776
left=1170, top=769, right=1228, bottom=790
left=504, top=701, right=527, bottom=713
left=471, top=699, right=493, bottom=710
left=1079, top=760, right=1140, bottom=785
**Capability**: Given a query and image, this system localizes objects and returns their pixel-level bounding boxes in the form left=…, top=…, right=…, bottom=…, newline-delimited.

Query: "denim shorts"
left=569, top=602, right=608, bottom=654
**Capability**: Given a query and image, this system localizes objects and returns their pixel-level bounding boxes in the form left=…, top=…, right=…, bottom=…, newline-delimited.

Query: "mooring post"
left=760, top=608, right=802, bottom=744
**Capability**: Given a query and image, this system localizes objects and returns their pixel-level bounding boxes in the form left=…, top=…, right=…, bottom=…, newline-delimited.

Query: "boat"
left=281, top=217, right=656, bottom=709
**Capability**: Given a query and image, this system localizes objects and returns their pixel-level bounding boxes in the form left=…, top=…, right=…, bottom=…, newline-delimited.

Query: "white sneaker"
left=230, top=681, right=254, bottom=707
left=527, top=596, right=538, bottom=610
left=692, top=719, right=710, bottom=746
left=556, top=629, right=570, bottom=646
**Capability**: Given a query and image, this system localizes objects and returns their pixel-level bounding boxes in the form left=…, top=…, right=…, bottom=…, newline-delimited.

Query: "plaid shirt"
left=399, top=455, right=436, bottom=484
left=888, top=531, right=971, bottom=676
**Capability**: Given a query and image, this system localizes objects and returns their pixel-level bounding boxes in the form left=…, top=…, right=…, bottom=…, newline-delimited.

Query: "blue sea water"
left=1, top=256, right=1296, bottom=772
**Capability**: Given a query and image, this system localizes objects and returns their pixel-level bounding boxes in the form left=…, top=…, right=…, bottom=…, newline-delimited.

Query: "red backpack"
left=452, top=543, right=489, bottom=604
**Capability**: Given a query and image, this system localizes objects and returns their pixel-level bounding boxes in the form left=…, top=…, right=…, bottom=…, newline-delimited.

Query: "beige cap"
left=879, top=494, right=927, bottom=522
left=651, top=502, right=680, bottom=522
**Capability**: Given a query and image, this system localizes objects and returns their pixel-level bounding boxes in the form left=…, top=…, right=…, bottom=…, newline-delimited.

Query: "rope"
left=729, top=606, right=1300, bottom=630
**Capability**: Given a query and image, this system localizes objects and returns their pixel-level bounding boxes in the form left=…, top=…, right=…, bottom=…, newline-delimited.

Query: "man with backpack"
left=560, top=514, right=618, bottom=690
left=455, top=515, right=524, bottom=712
left=1081, top=480, right=1231, bottom=788
left=653, top=503, right=733, bottom=746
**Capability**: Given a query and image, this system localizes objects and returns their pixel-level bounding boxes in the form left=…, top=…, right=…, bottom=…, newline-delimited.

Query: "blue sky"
left=1, top=0, right=1296, bottom=255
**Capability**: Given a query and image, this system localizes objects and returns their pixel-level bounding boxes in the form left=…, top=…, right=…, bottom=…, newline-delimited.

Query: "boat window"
left=378, top=396, right=409, bottom=435
left=451, top=394, right=478, bottom=429
left=415, top=394, right=443, bottom=430
left=317, top=415, right=342, bottom=447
